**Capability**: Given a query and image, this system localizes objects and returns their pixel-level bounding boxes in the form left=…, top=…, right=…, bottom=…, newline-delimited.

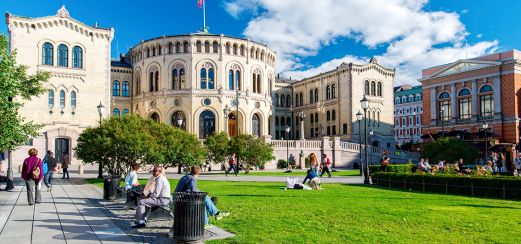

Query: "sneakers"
left=131, top=223, right=146, bottom=229
left=215, top=212, right=230, bottom=220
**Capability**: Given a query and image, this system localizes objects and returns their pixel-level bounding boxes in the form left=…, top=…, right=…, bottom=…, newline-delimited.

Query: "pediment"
left=427, top=60, right=500, bottom=79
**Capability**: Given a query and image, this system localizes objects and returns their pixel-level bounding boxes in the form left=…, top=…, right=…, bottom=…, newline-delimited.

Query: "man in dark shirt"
left=43, top=151, right=57, bottom=191
left=175, top=166, right=229, bottom=225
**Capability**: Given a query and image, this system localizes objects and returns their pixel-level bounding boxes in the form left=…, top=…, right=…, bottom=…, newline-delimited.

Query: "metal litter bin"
left=173, top=192, right=208, bottom=242
left=103, top=174, right=120, bottom=200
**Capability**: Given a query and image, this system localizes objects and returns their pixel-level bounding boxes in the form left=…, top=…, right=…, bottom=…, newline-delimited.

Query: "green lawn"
left=202, top=169, right=360, bottom=177
left=88, top=179, right=521, bottom=243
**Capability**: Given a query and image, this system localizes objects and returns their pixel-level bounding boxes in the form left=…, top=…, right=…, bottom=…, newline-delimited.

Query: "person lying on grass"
left=174, top=166, right=230, bottom=225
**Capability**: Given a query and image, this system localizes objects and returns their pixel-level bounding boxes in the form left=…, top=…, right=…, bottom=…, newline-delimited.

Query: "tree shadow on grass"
left=457, top=204, right=521, bottom=210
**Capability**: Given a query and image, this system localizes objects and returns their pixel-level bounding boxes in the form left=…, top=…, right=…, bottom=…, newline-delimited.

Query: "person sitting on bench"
left=132, top=166, right=170, bottom=228
left=124, top=163, right=142, bottom=209
left=175, top=166, right=229, bottom=225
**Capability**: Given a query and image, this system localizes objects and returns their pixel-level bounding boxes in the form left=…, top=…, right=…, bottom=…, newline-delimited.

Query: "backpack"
left=32, top=159, right=41, bottom=181
left=293, top=183, right=304, bottom=189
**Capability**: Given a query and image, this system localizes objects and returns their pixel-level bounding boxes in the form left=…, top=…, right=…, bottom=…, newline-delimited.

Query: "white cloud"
left=224, top=0, right=499, bottom=86
left=476, top=33, right=483, bottom=38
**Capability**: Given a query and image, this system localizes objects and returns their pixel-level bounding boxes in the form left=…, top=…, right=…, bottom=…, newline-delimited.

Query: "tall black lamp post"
left=96, top=101, right=105, bottom=179
left=369, top=130, right=374, bottom=166
left=285, top=126, right=291, bottom=170
left=356, top=110, right=363, bottom=176
left=440, top=107, right=445, bottom=137
left=5, top=96, right=15, bottom=191
left=360, top=95, right=370, bottom=184
left=483, top=123, right=489, bottom=161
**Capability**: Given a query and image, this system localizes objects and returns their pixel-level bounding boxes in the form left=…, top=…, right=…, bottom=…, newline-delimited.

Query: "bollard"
left=78, top=165, right=84, bottom=175
left=18, top=164, right=23, bottom=173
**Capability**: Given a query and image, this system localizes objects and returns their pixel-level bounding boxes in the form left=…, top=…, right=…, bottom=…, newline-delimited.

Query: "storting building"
left=4, top=7, right=414, bottom=170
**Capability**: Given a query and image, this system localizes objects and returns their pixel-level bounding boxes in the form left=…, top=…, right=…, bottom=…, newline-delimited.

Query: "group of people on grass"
left=125, top=164, right=229, bottom=229
left=21, top=148, right=71, bottom=205
left=416, top=152, right=521, bottom=175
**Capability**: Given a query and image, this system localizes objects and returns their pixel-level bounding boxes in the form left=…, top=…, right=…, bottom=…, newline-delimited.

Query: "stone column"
left=450, top=83, right=457, bottom=124
left=493, top=77, right=502, bottom=120
left=471, top=79, right=478, bottom=122
left=332, top=136, right=342, bottom=168
left=430, top=87, right=437, bottom=125
left=298, top=111, right=306, bottom=140
left=321, top=136, right=330, bottom=160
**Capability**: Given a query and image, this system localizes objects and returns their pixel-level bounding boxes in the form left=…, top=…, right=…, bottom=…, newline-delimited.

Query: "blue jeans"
left=44, top=172, right=54, bottom=187
left=204, top=195, right=219, bottom=225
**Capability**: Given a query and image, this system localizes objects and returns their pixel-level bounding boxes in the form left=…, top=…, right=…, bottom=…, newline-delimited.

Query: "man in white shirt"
left=132, top=166, right=171, bottom=228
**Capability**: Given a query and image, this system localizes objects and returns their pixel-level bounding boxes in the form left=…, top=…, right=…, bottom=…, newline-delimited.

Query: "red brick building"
left=420, top=50, right=521, bottom=144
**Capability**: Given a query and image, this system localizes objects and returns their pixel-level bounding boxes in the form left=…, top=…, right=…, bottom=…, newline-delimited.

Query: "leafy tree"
left=0, top=34, right=50, bottom=151
left=204, top=132, right=230, bottom=168
left=230, top=134, right=274, bottom=173
left=423, top=137, right=479, bottom=164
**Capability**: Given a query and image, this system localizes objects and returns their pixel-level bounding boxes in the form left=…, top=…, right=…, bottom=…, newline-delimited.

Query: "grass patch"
left=202, top=169, right=360, bottom=177
left=89, top=178, right=521, bottom=243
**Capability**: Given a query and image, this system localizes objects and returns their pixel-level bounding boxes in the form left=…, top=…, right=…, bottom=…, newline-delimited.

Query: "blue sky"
left=1, top=0, right=519, bottom=85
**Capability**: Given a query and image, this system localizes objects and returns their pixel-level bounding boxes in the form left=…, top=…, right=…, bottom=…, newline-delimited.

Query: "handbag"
left=32, top=159, right=41, bottom=181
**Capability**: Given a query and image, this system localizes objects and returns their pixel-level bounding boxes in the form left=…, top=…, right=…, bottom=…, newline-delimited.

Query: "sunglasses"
left=153, top=170, right=161, bottom=172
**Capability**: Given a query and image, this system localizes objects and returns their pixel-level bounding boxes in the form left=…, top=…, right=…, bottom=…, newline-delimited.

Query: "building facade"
left=393, top=85, right=422, bottom=146
left=5, top=7, right=113, bottom=165
left=420, top=50, right=521, bottom=144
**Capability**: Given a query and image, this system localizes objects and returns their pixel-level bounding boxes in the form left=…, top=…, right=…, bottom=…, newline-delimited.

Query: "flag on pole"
left=197, top=0, right=204, bottom=8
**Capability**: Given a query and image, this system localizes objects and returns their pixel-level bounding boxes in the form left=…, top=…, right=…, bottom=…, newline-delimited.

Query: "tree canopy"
left=229, top=134, right=274, bottom=173
left=0, top=34, right=50, bottom=151
left=422, top=137, right=479, bottom=164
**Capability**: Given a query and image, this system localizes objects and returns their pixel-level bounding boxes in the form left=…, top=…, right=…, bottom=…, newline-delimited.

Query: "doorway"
left=55, top=138, right=70, bottom=163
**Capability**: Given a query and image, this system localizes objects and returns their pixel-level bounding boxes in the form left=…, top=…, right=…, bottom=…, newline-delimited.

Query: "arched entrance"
left=252, top=113, right=261, bottom=137
left=150, top=112, right=160, bottom=122
left=199, top=110, right=216, bottom=139
left=228, top=113, right=237, bottom=137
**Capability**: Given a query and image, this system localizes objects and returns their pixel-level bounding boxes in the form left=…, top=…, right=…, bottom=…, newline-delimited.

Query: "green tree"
left=0, top=34, right=50, bottom=151
left=205, top=132, right=230, bottom=168
left=423, top=137, right=479, bottom=164
left=230, top=134, right=274, bottom=173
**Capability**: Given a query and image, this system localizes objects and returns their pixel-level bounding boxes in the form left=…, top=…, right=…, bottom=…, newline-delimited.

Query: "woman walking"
left=21, top=148, right=43, bottom=205
left=61, top=152, right=70, bottom=179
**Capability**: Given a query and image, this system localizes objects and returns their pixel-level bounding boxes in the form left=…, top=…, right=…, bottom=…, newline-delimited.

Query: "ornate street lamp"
left=440, top=107, right=445, bottom=137
left=360, top=95, right=370, bottom=184
left=483, top=123, right=489, bottom=161
left=223, top=104, right=231, bottom=135
left=356, top=110, right=363, bottom=176
left=285, top=126, right=291, bottom=171
left=96, top=101, right=105, bottom=179
left=369, top=130, right=374, bottom=166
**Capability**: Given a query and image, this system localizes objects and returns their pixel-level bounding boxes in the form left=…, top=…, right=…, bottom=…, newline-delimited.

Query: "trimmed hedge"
left=369, top=164, right=417, bottom=174
left=372, top=172, right=521, bottom=200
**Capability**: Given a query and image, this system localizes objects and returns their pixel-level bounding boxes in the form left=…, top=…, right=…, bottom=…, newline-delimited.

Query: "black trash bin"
left=103, top=174, right=120, bottom=200
left=173, top=192, right=208, bottom=242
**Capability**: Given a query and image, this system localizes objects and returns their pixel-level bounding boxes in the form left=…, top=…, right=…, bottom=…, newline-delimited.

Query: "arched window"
left=113, top=80, right=120, bottom=96
left=295, top=94, right=299, bottom=106
left=113, top=108, right=120, bottom=117
left=240, top=45, right=245, bottom=56
left=225, top=43, right=231, bottom=54
left=70, top=91, right=76, bottom=109
left=199, top=110, right=216, bottom=139
left=59, top=90, right=65, bottom=109
left=326, top=111, right=331, bottom=121
left=228, top=70, right=234, bottom=90
left=232, top=44, right=237, bottom=55
left=364, top=80, right=370, bottom=95
left=122, top=108, right=129, bottom=116
left=252, top=114, right=261, bottom=136
left=479, top=85, right=494, bottom=117
left=314, top=88, right=318, bottom=102
left=332, top=84, right=336, bottom=98
left=204, top=41, right=210, bottom=53
left=310, top=90, right=314, bottom=104
left=299, top=93, right=303, bottom=106
left=255, top=49, right=259, bottom=59
left=135, top=73, right=141, bottom=95
left=275, top=94, right=279, bottom=107
left=286, top=95, right=291, bottom=107
left=250, top=47, right=255, bottom=58
left=172, top=65, right=185, bottom=90
left=58, top=44, right=68, bottom=67
left=157, top=44, right=162, bottom=55
left=281, top=94, right=285, bottom=107
left=42, top=42, right=53, bottom=65
left=377, top=111, right=380, bottom=127
left=122, top=81, right=129, bottom=97
left=315, top=112, right=318, bottom=123
left=168, top=43, right=173, bottom=54
left=213, top=41, right=219, bottom=53
left=458, top=88, right=471, bottom=120
left=257, top=74, right=261, bottom=93
left=370, top=81, right=376, bottom=96
left=310, top=114, right=314, bottom=124
left=200, top=64, right=215, bottom=89
left=48, top=90, right=54, bottom=108
left=152, top=46, right=156, bottom=56
left=146, top=47, right=150, bottom=57
left=72, top=46, right=83, bottom=68
left=252, top=69, right=262, bottom=93
left=280, top=117, right=285, bottom=127
left=196, top=41, right=202, bottom=52
left=326, top=85, right=331, bottom=99
left=377, top=82, right=382, bottom=96
left=183, top=41, right=189, bottom=53
left=286, top=117, right=291, bottom=127
left=228, top=65, right=241, bottom=90
left=172, top=111, right=185, bottom=129
left=332, top=110, right=336, bottom=120
left=275, top=116, right=279, bottom=126
left=438, top=92, right=451, bottom=121
left=175, top=42, right=181, bottom=53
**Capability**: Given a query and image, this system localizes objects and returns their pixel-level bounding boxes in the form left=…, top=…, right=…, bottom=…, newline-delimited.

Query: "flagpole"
left=203, top=0, right=206, bottom=31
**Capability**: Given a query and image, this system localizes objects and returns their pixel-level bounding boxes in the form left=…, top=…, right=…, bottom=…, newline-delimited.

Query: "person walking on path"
left=43, top=150, right=57, bottom=191
left=21, top=148, right=43, bottom=205
left=320, top=154, right=332, bottom=178
left=175, top=166, right=229, bottom=225
left=61, top=152, right=70, bottom=179
left=225, top=153, right=238, bottom=177
left=132, top=166, right=171, bottom=228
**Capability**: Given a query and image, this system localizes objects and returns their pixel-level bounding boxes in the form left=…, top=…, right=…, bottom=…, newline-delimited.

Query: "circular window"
left=255, top=101, right=261, bottom=109
left=203, top=98, right=211, bottom=106
left=232, top=99, right=238, bottom=107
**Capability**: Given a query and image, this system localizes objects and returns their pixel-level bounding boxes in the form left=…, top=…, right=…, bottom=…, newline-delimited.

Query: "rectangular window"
left=343, top=124, right=347, bottom=134
left=327, top=126, right=331, bottom=136
left=332, top=125, right=336, bottom=135
left=458, top=97, right=471, bottom=120
left=480, top=94, right=494, bottom=118
left=439, top=100, right=451, bottom=121
left=25, top=139, right=33, bottom=146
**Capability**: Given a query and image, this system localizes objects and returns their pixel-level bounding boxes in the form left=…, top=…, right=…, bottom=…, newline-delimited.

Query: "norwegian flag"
left=197, top=0, right=204, bottom=8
